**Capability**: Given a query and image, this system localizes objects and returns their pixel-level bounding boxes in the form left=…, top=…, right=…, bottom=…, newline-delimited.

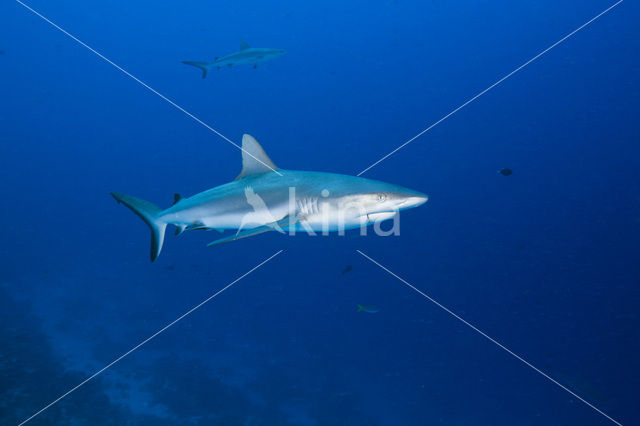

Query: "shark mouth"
left=364, top=211, right=397, bottom=223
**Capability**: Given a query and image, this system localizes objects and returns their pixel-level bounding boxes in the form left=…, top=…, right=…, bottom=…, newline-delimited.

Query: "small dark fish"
left=356, top=304, right=379, bottom=314
left=498, top=168, right=513, bottom=176
left=164, top=265, right=175, bottom=271
left=341, top=265, right=353, bottom=274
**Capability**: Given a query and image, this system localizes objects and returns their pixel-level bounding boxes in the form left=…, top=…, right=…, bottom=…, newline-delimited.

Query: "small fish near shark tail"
left=182, top=61, right=211, bottom=78
left=110, top=192, right=167, bottom=262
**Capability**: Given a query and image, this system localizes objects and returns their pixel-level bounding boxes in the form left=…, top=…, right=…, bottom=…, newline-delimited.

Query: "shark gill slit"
left=297, top=197, right=319, bottom=216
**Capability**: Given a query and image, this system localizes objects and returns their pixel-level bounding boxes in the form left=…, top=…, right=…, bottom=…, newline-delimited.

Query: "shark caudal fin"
left=110, top=192, right=167, bottom=262
left=182, top=61, right=210, bottom=78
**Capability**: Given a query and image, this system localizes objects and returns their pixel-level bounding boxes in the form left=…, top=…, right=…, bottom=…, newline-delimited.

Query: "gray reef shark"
left=182, top=41, right=285, bottom=78
left=111, top=134, right=428, bottom=261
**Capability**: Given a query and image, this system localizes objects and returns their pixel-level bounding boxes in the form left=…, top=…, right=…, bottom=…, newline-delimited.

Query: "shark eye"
left=376, top=193, right=386, bottom=202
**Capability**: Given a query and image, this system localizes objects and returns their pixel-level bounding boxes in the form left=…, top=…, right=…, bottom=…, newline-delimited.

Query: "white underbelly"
left=290, top=211, right=397, bottom=232
left=165, top=203, right=396, bottom=233
left=166, top=205, right=290, bottom=230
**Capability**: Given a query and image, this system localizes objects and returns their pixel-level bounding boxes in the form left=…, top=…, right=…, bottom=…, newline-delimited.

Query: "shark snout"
left=396, top=192, right=428, bottom=209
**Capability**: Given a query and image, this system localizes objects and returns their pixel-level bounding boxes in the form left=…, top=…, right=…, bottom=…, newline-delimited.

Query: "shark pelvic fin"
left=111, top=192, right=167, bottom=262
left=207, top=215, right=302, bottom=246
left=240, top=41, right=250, bottom=50
left=234, top=134, right=278, bottom=180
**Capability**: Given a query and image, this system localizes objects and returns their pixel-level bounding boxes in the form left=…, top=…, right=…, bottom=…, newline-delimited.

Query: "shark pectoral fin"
left=207, top=226, right=271, bottom=246
left=234, top=134, right=279, bottom=180
left=207, top=215, right=303, bottom=246
left=259, top=214, right=301, bottom=234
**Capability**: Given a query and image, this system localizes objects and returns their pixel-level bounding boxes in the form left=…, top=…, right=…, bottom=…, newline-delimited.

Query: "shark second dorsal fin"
left=235, top=134, right=278, bottom=180
left=240, top=41, right=250, bottom=50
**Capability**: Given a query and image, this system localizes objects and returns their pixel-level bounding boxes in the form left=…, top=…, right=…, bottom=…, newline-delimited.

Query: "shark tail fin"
left=357, top=304, right=365, bottom=312
left=110, top=192, right=167, bottom=262
left=182, top=61, right=210, bottom=78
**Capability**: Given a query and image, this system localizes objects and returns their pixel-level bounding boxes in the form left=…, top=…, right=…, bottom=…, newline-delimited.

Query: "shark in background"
left=182, top=41, right=285, bottom=78
left=111, top=134, right=428, bottom=261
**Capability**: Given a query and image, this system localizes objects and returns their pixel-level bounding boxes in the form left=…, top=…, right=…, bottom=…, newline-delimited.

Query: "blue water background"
left=1, top=0, right=639, bottom=424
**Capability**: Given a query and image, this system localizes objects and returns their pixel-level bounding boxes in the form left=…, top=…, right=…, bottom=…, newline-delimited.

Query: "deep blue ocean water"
left=1, top=0, right=639, bottom=424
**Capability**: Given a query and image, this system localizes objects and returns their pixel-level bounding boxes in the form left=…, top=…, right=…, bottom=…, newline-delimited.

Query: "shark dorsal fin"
left=240, top=41, right=250, bottom=50
left=172, top=193, right=183, bottom=205
left=235, top=134, right=278, bottom=180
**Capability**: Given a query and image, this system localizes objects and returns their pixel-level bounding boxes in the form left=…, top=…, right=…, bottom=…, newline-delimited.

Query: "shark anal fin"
left=207, top=215, right=302, bottom=246
left=174, top=224, right=187, bottom=236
